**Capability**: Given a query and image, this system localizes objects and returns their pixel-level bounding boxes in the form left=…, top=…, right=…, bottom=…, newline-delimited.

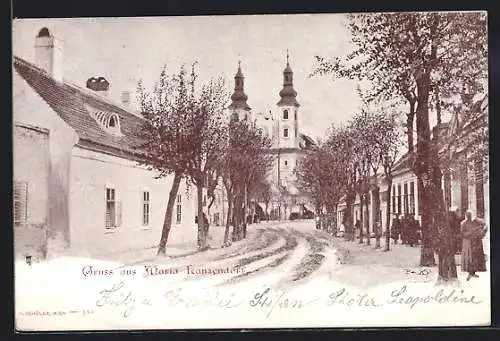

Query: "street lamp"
left=265, top=110, right=281, bottom=220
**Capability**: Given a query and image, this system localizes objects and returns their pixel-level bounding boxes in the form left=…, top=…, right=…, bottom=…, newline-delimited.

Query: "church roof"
left=13, top=55, right=146, bottom=160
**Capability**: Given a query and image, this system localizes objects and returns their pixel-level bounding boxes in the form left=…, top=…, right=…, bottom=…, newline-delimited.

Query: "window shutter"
left=116, top=201, right=122, bottom=227
left=13, top=181, right=28, bottom=225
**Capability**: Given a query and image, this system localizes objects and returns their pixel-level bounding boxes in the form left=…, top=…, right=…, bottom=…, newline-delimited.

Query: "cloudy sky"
left=12, top=14, right=363, bottom=141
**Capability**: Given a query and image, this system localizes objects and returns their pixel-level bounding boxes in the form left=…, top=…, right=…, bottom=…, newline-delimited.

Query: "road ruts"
left=220, top=228, right=298, bottom=285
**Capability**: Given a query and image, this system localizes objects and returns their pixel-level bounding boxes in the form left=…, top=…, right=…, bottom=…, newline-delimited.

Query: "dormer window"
left=85, top=104, right=123, bottom=136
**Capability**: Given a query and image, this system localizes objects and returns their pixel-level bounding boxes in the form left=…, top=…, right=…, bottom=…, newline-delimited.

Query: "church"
left=225, top=53, right=317, bottom=221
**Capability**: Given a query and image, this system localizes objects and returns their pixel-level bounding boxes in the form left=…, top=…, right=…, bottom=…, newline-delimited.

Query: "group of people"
left=392, top=208, right=487, bottom=281
left=390, top=214, right=421, bottom=247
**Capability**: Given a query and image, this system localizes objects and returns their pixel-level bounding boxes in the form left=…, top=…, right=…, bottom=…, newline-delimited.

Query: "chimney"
left=120, top=91, right=131, bottom=106
left=86, top=77, right=110, bottom=97
left=35, top=27, right=63, bottom=82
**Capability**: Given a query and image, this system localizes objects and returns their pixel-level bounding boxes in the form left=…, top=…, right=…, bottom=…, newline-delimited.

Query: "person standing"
left=407, top=215, right=418, bottom=247
left=449, top=207, right=462, bottom=254
left=401, top=215, right=409, bottom=245
left=354, top=219, right=361, bottom=240
left=461, top=211, right=487, bottom=281
left=391, top=215, right=401, bottom=245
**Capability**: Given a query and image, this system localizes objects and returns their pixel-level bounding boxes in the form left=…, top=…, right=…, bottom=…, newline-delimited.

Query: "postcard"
left=12, top=12, right=490, bottom=331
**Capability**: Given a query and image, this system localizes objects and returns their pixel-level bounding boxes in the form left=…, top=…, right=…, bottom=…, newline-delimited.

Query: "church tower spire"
left=277, top=50, right=299, bottom=107
left=228, top=60, right=251, bottom=115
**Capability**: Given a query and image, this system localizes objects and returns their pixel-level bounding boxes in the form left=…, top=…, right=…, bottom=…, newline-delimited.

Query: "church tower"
left=276, top=51, right=300, bottom=149
left=228, top=61, right=251, bottom=121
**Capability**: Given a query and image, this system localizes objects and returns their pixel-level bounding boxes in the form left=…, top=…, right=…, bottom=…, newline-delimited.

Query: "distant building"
left=221, top=54, right=317, bottom=222
left=13, top=27, right=199, bottom=259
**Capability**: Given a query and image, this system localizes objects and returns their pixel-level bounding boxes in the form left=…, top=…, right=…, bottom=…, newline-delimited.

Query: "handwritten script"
left=93, top=282, right=483, bottom=318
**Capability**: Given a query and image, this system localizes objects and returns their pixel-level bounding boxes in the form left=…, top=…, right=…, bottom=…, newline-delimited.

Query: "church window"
left=283, top=128, right=289, bottom=138
left=283, top=110, right=289, bottom=120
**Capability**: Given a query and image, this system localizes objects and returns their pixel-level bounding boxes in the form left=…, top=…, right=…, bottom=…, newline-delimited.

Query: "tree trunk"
left=232, top=188, right=243, bottom=241
left=223, top=197, right=233, bottom=246
left=346, top=189, right=355, bottom=241
left=333, top=203, right=338, bottom=235
left=384, top=177, right=393, bottom=251
left=157, top=172, right=182, bottom=255
left=359, top=193, right=364, bottom=244
left=373, top=187, right=381, bottom=249
left=243, top=183, right=248, bottom=239
left=434, top=174, right=457, bottom=283
left=435, top=88, right=442, bottom=125
left=406, top=100, right=416, bottom=153
left=414, top=74, right=437, bottom=267
left=196, top=183, right=207, bottom=250
left=365, top=189, right=371, bottom=246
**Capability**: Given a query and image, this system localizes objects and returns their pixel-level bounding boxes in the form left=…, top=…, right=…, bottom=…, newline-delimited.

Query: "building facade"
left=222, top=55, right=316, bottom=221
left=337, top=117, right=489, bottom=237
left=13, top=27, right=199, bottom=259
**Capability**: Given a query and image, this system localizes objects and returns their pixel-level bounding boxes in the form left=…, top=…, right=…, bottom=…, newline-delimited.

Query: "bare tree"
left=311, top=12, right=487, bottom=282
left=137, top=64, right=196, bottom=255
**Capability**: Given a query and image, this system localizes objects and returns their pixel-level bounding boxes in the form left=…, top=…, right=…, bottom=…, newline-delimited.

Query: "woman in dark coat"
left=461, top=211, right=487, bottom=281
left=391, top=215, right=401, bottom=245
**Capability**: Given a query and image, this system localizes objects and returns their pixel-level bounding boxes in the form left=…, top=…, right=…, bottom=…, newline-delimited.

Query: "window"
left=284, top=160, right=288, bottom=166
left=403, top=183, right=409, bottom=215
left=85, top=104, right=123, bottom=136
left=106, top=188, right=115, bottom=228
left=105, top=188, right=121, bottom=229
left=13, top=181, right=28, bottom=226
left=176, top=195, right=182, bottom=224
left=392, top=185, right=396, bottom=214
left=142, top=191, right=150, bottom=226
left=283, top=110, right=289, bottom=120
left=203, top=195, right=207, bottom=207
left=283, top=128, right=289, bottom=138
left=409, top=182, right=415, bottom=214
left=397, top=184, right=402, bottom=215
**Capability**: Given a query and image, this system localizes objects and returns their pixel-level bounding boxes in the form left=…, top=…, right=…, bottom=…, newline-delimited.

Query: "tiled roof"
left=13, top=56, right=146, bottom=160
left=299, top=133, right=317, bottom=149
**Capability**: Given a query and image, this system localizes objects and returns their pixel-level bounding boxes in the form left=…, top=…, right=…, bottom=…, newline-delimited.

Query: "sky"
left=12, top=14, right=363, bottom=141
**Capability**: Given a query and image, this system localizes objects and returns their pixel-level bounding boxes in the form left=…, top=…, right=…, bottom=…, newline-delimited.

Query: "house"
left=13, top=27, right=199, bottom=259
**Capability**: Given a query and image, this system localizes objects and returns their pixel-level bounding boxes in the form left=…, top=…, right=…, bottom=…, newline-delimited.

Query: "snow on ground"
left=15, top=219, right=491, bottom=330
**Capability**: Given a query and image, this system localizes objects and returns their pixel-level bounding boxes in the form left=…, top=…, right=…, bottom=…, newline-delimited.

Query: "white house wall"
left=69, top=146, right=198, bottom=258
left=13, top=124, right=50, bottom=226
left=13, top=69, right=79, bottom=254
